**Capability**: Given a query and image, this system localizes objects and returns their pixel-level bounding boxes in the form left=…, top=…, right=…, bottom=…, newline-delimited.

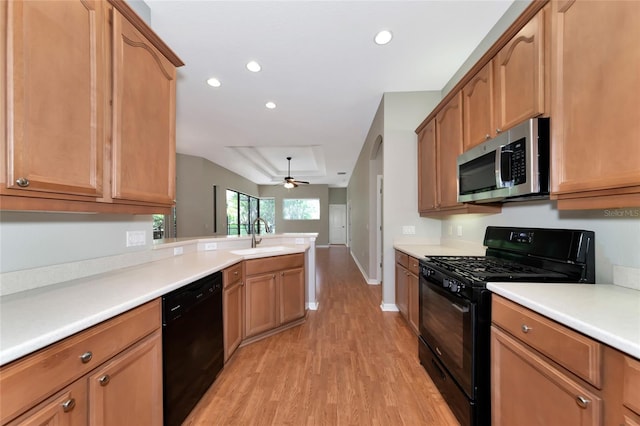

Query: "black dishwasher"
left=162, top=271, right=223, bottom=426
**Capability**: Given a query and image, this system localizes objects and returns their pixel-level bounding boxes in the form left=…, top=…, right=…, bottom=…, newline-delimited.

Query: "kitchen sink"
left=230, top=246, right=288, bottom=256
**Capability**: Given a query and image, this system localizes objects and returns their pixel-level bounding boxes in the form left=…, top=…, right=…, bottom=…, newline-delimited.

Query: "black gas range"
left=417, top=226, right=595, bottom=426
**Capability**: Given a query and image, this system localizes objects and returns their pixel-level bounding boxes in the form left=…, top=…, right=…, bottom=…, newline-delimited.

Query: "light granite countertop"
left=488, top=282, right=640, bottom=359
left=0, top=244, right=308, bottom=366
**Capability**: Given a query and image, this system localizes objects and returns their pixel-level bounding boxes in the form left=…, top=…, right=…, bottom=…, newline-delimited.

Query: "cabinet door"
left=463, top=61, right=495, bottom=150
left=279, top=267, right=305, bottom=324
left=435, top=93, right=464, bottom=210
left=408, top=272, right=419, bottom=335
left=223, top=281, right=244, bottom=362
left=244, top=273, right=278, bottom=338
left=493, top=7, right=546, bottom=133
left=3, top=0, right=104, bottom=198
left=7, top=379, right=86, bottom=426
left=111, top=9, right=176, bottom=206
left=87, top=331, right=163, bottom=426
left=491, top=326, right=602, bottom=426
left=395, top=264, right=409, bottom=319
left=417, top=120, right=438, bottom=213
left=550, top=0, right=640, bottom=207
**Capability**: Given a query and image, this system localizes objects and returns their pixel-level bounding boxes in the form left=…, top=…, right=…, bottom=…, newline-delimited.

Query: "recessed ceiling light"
left=265, top=102, right=276, bottom=109
left=206, top=77, right=221, bottom=87
left=374, top=30, right=393, bottom=45
left=246, top=60, right=262, bottom=72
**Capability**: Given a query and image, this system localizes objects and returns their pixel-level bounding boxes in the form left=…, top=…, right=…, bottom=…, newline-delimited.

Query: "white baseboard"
left=380, top=303, right=399, bottom=312
left=306, top=302, right=319, bottom=310
left=349, top=249, right=381, bottom=285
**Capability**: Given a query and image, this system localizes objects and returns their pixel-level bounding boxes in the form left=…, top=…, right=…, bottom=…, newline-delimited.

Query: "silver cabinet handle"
left=98, top=375, right=110, bottom=386
left=233, top=271, right=239, bottom=276
left=485, top=134, right=491, bottom=140
left=61, top=398, right=76, bottom=413
left=521, top=324, right=532, bottom=333
left=575, top=396, right=590, bottom=408
left=79, top=351, right=93, bottom=363
left=240, top=281, right=244, bottom=286
left=496, top=128, right=503, bottom=134
left=15, top=177, right=30, bottom=187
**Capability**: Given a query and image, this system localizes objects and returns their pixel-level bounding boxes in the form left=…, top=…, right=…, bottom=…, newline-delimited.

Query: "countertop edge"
left=488, top=283, right=640, bottom=360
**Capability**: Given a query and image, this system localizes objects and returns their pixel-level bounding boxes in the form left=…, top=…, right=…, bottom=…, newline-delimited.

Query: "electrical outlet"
left=402, top=226, right=416, bottom=235
left=126, top=231, right=146, bottom=247
left=173, top=247, right=184, bottom=256
left=457, top=225, right=463, bottom=237
left=204, top=243, right=217, bottom=251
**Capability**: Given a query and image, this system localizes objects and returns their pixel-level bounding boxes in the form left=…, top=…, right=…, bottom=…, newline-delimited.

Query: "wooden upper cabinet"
left=550, top=0, right=640, bottom=209
left=463, top=61, right=495, bottom=150
left=2, top=0, right=105, bottom=198
left=436, top=93, right=464, bottom=210
left=111, top=9, right=177, bottom=206
left=0, top=0, right=183, bottom=213
left=417, top=120, right=437, bottom=212
left=493, top=6, right=548, bottom=134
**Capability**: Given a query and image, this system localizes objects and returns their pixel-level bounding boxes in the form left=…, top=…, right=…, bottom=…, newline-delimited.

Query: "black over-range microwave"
left=457, top=117, right=550, bottom=203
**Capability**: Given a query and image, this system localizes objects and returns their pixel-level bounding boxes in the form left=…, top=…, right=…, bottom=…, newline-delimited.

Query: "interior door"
left=329, top=204, right=347, bottom=244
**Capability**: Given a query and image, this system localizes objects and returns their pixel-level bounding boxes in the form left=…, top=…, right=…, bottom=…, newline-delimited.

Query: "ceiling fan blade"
left=295, top=180, right=309, bottom=184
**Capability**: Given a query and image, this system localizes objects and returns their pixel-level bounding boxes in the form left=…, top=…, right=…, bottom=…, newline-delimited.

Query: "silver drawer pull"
left=61, top=398, right=76, bottom=412
left=79, top=351, right=93, bottom=363
left=98, top=375, right=111, bottom=386
left=575, top=396, right=590, bottom=408
left=521, top=324, right=532, bottom=333
left=15, top=177, right=30, bottom=187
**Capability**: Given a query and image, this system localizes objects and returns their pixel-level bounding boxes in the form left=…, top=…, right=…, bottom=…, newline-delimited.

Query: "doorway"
left=329, top=204, right=347, bottom=245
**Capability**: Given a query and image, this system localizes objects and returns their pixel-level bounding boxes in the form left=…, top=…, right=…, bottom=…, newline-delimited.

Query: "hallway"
left=185, top=246, right=458, bottom=425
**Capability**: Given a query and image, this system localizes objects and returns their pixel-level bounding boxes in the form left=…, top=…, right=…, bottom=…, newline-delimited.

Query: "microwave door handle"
left=495, top=146, right=513, bottom=188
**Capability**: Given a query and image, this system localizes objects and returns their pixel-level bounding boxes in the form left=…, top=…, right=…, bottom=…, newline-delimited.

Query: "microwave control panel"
left=503, top=138, right=527, bottom=184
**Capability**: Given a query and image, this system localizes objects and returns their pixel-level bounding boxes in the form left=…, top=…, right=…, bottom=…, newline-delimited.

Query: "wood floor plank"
left=184, top=246, right=459, bottom=425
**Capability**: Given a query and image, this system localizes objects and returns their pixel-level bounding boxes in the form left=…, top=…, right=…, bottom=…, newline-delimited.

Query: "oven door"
left=419, top=273, right=474, bottom=398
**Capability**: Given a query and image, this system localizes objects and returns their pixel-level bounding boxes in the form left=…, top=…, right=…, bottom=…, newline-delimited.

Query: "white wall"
left=381, top=92, right=442, bottom=306
left=0, top=212, right=152, bottom=273
left=441, top=202, right=640, bottom=284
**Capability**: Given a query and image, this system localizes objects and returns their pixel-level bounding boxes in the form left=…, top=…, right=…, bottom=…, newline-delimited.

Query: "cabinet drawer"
left=223, top=262, right=243, bottom=288
left=395, top=251, right=408, bottom=268
left=0, top=299, right=160, bottom=424
left=492, top=295, right=602, bottom=387
left=245, top=253, right=304, bottom=276
left=624, top=356, right=640, bottom=415
left=408, top=256, right=420, bottom=275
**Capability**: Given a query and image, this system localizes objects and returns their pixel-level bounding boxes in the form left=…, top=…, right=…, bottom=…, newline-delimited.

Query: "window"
left=283, top=198, right=320, bottom=220
left=226, top=190, right=275, bottom=235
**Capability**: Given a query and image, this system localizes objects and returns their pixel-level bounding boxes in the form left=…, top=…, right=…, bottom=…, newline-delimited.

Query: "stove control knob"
left=450, top=281, right=459, bottom=292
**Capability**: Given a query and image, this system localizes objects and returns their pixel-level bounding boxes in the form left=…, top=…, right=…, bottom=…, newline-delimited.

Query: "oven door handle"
left=451, top=302, right=469, bottom=313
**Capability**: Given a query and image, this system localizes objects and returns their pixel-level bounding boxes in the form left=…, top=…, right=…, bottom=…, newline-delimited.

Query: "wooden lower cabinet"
left=491, top=326, right=602, bottom=426
left=0, top=300, right=162, bottom=425
left=7, top=380, right=87, bottom=426
left=223, top=263, right=244, bottom=362
left=245, top=272, right=279, bottom=337
left=87, top=331, right=162, bottom=425
left=394, top=251, right=419, bottom=335
left=492, top=295, right=640, bottom=426
left=244, top=254, right=306, bottom=339
left=408, top=271, right=419, bottom=335
left=279, top=267, right=305, bottom=324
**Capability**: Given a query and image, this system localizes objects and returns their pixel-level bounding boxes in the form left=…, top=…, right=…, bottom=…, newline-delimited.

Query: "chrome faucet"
left=251, top=217, right=271, bottom=248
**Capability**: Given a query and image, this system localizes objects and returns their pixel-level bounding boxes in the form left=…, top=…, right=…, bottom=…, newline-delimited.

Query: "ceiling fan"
left=283, top=157, right=309, bottom=188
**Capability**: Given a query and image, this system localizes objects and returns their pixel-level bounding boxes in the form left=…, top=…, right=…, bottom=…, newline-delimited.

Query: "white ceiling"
left=145, top=0, right=515, bottom=188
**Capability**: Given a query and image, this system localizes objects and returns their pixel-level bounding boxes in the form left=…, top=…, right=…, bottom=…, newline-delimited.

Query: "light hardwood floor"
left=185, top=246, right=459, bottom=425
